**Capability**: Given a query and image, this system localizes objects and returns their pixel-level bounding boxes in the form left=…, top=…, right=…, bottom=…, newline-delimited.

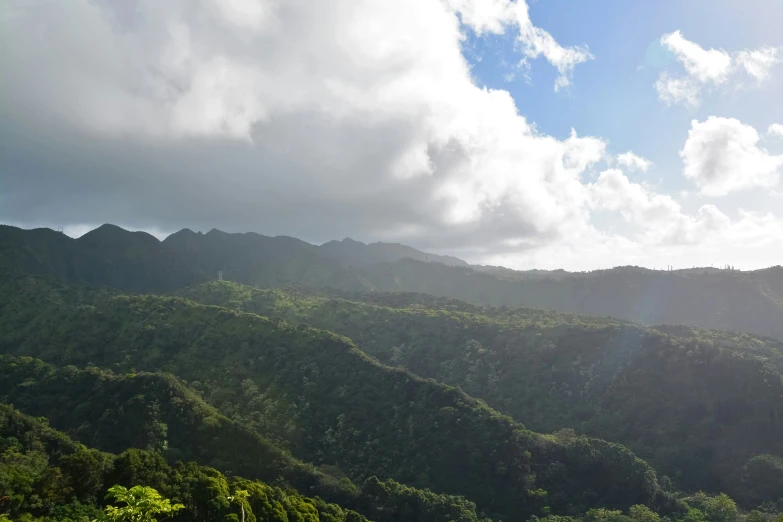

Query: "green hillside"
left=178, top=281, right=783, bottom=505
left=358, top=260, right=783, bottom=340
left=0, top=224, right=370, bottom=294
left=3, top=224, right=783, bottom=340
left=0, top=358, right=493, bottom=522
left=0, top=272, right=679, bottom=521
left=0, top=403, right=372, bottom=522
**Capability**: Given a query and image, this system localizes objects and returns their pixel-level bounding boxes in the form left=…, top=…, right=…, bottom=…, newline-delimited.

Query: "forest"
left=3, top=224, right=783, bottom=339
left=0, top=225, right=782, bottom=522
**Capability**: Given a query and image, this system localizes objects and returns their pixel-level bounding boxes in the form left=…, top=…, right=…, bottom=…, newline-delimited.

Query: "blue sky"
left=1, top=0, right=782, bottom=270
left=467, top=0, right=783, bottom=202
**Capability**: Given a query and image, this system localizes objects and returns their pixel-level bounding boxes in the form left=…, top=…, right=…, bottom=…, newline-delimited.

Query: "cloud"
left=681, top=117, right=783, bottom=196
left=616, top=151, right=652, bottom=173
left=0, top=0, right=600, bottom=255
left=661, top=31, right=733, bottom=84
left=654, top=31, right=780, bottom=106
left=447, top=0, right=593, bottom=91
left=590, top=169, right=681, bottom=228
left=768, top=124, right=783, bottom=138
left=735, top=48, right=780, bottom=81
left=1, top=0, right=781, bottom=271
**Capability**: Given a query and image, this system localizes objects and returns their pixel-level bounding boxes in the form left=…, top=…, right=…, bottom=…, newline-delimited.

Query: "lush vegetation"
left=0, top=224, right=368, bottom=294
left=2, top=224, right=783, bottom=521
left=0, top=273, right=684, bottom=521
left=3, top=224, right=783, bottom=340
left=357, top=260, right=783, bottom=340
left=3, top=406, right=779, bottom=522
left=0, top=354, right=499, bottom=522
left=177, top=281, right=783, bottom=507
left=0, top=404, right=372, bottom=522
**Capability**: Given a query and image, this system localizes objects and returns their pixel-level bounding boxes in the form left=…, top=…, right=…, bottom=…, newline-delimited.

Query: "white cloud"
left=654, top=31, right=781, bottom=106
left=616, top=151, right=652, bottom=173
left=0, top=0, right=601, bottom=255
left=654, top=71, right=703, bottom=107
left=447, top=0, right=593, bottom=91
left=736, top=48, right=780, bottom=81
left=661, top=31, right=732, bottom=84
left=590, top=169, right=681, bottom=228
left=768, top=124, right=783, bottom=137
left=681, top=117, right=783, bottom=196
left=1, top=0, right=782, bottom=271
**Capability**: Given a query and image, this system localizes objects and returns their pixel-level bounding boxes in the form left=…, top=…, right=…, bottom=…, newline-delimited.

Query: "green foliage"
left=176, top=280, right=783, bottom=507
left=3, top=232, right=783, bottom=520
left=0, top=405, right=372, bottom=522
left=96, top=485, right=184, bottom=522
left=0, top=275, right=679, bottom=520
left=5, top=224, right=783, bottom=340
left=0, top=393, right=489, bottom=522
left=629, top=505, right=660, bottom=522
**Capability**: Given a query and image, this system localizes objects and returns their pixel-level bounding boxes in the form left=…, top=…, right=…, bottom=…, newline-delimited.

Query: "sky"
left=1, top=0, right=783, bottom=271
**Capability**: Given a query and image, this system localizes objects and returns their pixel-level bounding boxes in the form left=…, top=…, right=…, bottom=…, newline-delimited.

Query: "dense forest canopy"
left=0, top=272, right=684, bottom=521
left=0, top=225, right=782, bottom=521
left=175, top=281, right=783, bottom=501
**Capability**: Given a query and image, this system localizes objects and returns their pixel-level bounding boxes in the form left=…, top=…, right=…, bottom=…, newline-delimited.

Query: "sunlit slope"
left=179, top=280, right=783, bottom=503
left=0, top=272, right=677, bottom=521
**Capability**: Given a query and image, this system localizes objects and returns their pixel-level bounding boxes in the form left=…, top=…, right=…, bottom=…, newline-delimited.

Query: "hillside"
left=0, top=357, right=493, bottom=522
left=0, top=271, right=680, bottom=521
left=0, top=224, right=370, bottom=293
left=0, top=224, right=203, bottom=293
left=0, top=403, right=374, bottom=522
left=178, top=281, right=783, bottom=506
left=163, top=228, right=372, bottom=290
left=0, top=355, right=354, bottom=497
left=359, top=260, right=783, bottom=340
left=2, top=224, right=783, bottom=340
left=318, top=237, right=469, bottom=267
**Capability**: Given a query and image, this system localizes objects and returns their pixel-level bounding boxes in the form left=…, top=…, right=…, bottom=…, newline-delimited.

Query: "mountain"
left=0, top=223, right=204, bottom=293
left=3, top=224, right=783, bottom=340
left=0, top=271, right=680, bottom=521
left=163, top=228, right=371, bottom=290
left=358, top=260, right=783, bottom=340
left=0, top=224, right=370, bottom=293
left=4, top=224, right=783, bottom=340
left=318, top=237, right=469, bottom=267
left=178, top=280, right=783, bottom=506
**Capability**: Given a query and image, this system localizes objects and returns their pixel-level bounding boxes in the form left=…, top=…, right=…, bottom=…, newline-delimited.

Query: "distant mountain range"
left=319, top=236, right=469, bottom=267
left=2, top=223, right=782, bottom=339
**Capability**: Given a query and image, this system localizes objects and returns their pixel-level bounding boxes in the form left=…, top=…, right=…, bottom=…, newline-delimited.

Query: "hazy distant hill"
left=360, top=259, right=783, bottom=340
left=2, top=224, right=782, bottom=340
left=319, top=237, right=469, bottom=267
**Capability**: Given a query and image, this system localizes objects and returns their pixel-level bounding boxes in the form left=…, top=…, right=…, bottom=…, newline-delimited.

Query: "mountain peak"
left=341, top=237, right=366, bottom=246
left=78, top=223, right=160, bottom=248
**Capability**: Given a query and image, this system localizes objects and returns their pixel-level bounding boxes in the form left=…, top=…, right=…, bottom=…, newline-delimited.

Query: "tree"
left=629, top=505, right=660, bottom=522
left=227, top=489, right=250, bottom=522
left=94, top=485, right=183, bottom=522
left=703, top=494, right=738, bottom=522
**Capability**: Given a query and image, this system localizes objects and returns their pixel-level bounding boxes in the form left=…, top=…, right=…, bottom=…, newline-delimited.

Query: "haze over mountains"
left=3, top=223, right=783, bottom=340
left=2, top=222, right=783, bottom=521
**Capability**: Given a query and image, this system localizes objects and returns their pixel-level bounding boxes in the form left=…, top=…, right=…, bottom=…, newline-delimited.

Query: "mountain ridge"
left=2, top=223, right=783, bottom=340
